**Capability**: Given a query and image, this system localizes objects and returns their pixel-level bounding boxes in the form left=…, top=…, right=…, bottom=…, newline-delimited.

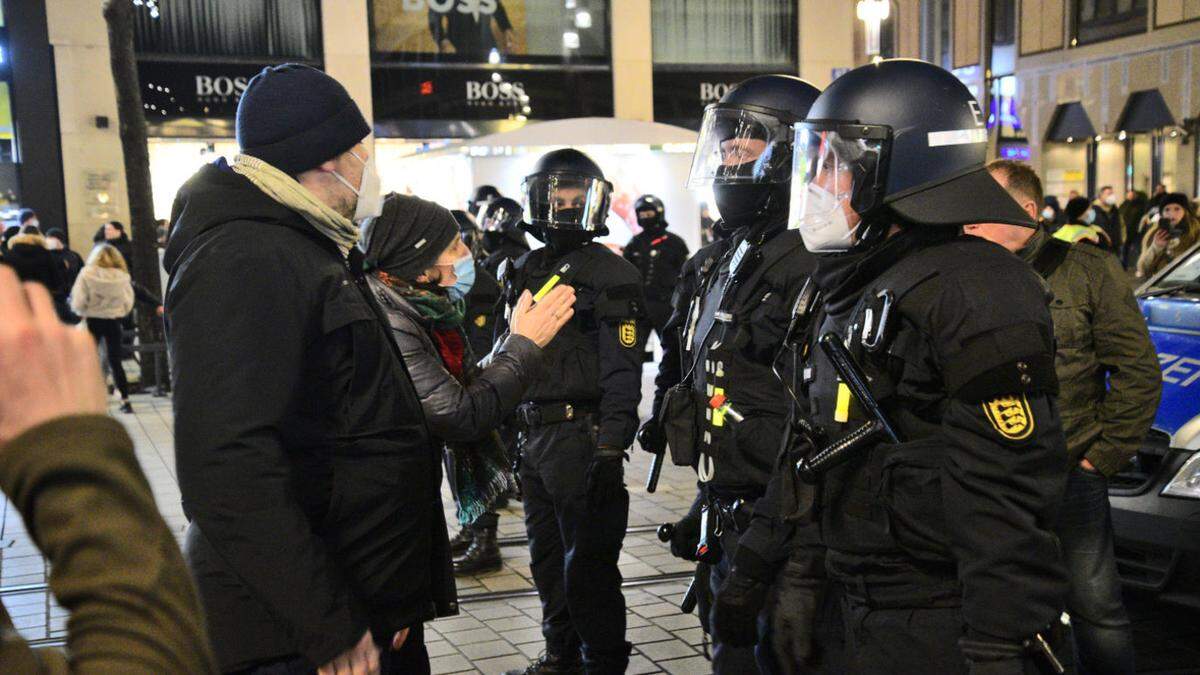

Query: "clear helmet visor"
left=522, top=173, right=613, bottom=231
left=479, top=203, right=522, bottom=232
left=788, top=124, right=886, bottom=252
left=686, top=105, right=795, bottom=189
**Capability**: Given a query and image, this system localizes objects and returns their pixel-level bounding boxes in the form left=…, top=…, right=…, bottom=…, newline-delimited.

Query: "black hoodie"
left=164, top=159, right=453, bottom=671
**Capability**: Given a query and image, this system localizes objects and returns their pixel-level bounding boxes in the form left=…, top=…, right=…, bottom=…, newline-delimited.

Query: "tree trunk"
left=103, top=0, right=167, bottom=391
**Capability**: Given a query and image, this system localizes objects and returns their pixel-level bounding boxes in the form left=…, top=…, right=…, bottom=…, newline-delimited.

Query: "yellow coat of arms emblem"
left=619, top=320, right=637, bottom=348
left=981, top=394, right=1035, bottom=441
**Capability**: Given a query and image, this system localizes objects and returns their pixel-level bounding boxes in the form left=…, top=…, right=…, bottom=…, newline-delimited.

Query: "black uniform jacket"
left=163, top=160, right=454, bottom=671
left=623, top=228, right=690, bottom=303
left=690, top=227, right=815, bottom=496
left=742, top=234, right=1069, bottom=643
left=497, top=242, right=646, bottom=450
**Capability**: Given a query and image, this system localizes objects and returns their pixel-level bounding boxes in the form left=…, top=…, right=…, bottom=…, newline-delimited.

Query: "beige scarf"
left=231, top=153, right=361, bottom=256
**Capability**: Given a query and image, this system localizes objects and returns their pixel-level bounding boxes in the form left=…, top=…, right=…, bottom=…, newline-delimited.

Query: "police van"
left=1111, top=241, right=1200, bottom=607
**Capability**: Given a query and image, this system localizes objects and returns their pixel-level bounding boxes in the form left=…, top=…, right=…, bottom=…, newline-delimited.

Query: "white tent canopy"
left=418, top=117, right=697, bottom=156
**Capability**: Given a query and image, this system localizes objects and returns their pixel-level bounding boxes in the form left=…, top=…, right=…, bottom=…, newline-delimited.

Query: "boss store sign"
left=136, top=60, right=299, bottom=120
left=372, top=65, right=614, bottom=138
left=652, top=69, right=766, bottom=130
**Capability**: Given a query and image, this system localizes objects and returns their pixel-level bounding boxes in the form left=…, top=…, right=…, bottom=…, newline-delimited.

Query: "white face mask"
left=1041, top=207, right=1055, bottom=220
left=792, top=183, right=856, bottom=252
left=331, top=150, right=383, bottom=222
left=45, top=238, right=63, bottom=251
left=1104, top=194, right=1117, bottom=206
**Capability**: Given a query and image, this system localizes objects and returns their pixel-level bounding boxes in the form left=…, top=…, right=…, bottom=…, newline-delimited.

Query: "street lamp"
left=857, top=0, right=890, bottom=58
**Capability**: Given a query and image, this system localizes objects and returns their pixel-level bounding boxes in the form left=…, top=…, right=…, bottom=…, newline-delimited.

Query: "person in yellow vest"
left=1054, top=196, right=1112, bottom=249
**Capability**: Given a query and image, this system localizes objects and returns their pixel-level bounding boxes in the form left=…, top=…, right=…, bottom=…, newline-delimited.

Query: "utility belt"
left=837, top=574, right=962, bottom=610
left=515, top=401, right=598, bottom=428
left=709, top=495, right=754, bottom=535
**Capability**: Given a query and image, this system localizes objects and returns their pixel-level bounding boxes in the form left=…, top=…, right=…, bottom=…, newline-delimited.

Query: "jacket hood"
left=163, top=158, right=317, bottom=274
left=82, top=265, right=132, bottom=284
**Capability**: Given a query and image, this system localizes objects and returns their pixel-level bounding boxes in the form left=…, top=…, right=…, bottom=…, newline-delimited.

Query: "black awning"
left=1044, top=102, right=1097, bottom=142
left=1115, top=89, right=1176, bottom=133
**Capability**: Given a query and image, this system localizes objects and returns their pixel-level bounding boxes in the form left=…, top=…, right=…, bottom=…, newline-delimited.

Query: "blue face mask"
left=1082, top=208, right=1096, bottom=224
left=446, top=254, right=476, bottom=302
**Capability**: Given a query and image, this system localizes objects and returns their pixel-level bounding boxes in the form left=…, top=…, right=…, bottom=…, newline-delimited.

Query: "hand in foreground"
left=666, top=509, right=701, bottom=561
left=509, top=286, right=576, bottom=348
left=0, top=267, right=106, bottom=446
left=317, top=630, right=379, bottom=675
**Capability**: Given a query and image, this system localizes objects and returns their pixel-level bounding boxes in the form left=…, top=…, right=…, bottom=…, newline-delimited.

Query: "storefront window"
left=1043, top=142, right=1088, bottom=204
left=0, top=10, right=18, bottom=213
left=651, top=0, right=795, bottom=67
left=371, top=0, right=609, bottom=65
left=134, top=0, right=323, bottom=59
left=1073, top=0, right=1147, bottom=46
left=1162, top=129, right=1195, bottom=197
left=1129, top=134, right=1152, bottom=194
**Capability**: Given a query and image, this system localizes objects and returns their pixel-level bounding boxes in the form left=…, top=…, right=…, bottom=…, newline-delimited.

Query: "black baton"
left=646, top=450, right=665, bottom=493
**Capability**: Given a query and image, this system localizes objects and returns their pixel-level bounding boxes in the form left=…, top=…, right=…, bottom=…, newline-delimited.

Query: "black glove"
left=668, top=508, right=702, bottom=561
left=768, top=558, right=823, bottom=670
left=636, top=419, right=666, bottom=456
left=960, top=633, right=1030, bottom=675
left=711, top=547, right=774, bottom=648
left=711, top=568, right=769, bottom=647
left=585, top=448, right=625, bottom=513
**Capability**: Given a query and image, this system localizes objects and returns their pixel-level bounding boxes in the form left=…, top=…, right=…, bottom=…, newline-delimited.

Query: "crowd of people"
left=1, top=211, right=164, bottom=413
left=1040, top=183, right=1199, bottom=278
left=0, top=56, right=1190, bottom=675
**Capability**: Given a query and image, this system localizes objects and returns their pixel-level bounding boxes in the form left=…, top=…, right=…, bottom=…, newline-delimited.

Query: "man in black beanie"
left=164, top=63, right=451, bottom=675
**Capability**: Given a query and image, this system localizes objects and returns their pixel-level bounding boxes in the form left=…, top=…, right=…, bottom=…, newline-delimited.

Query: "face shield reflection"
left=522, top=174, right=612, bottom=231
left=788, top=124, right=885, bottom=252
left=480, top=203, right=521, bottom=232
left=686, top=105, right=795, bottom=189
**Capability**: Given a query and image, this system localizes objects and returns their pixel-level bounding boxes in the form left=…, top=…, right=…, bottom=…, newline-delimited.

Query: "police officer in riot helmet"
left=468, top=184, right=502, bottom=217
left=479, top=196, right=532, bottom=278
left=722, top=59, right=1069, bottom=674
left=642, top=74, right=821, bottom=674
left=623, top=195, right=690, bottom=344
left=499, top=148, right=646, bottom=675
left=452, top=209, right=485, bottom=260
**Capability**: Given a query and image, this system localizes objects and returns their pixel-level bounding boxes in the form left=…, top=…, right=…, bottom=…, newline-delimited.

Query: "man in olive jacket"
left=967, top=160, right=1162, bottom=675
left=165, top=65, right=452, bottom=673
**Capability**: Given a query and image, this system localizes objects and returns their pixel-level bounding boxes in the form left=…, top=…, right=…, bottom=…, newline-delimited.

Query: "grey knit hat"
left=361, top=193, right=458, bottom=280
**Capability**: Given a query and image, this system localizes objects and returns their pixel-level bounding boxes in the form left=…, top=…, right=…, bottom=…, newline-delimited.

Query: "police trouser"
left=518, top=417, right=631, bottom=674
left=706, top=499, right=777, bottom=675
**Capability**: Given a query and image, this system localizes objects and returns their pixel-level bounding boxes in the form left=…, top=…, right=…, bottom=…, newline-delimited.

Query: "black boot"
left=448, top=527, right=474, bottom=557
left=453, top=523, right=501, bottom=576
left=503, top=652, right=584, bottom=675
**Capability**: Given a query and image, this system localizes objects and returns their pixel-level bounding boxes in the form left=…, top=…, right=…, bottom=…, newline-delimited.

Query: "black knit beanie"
left=361, top=193, right=459, bottom=280
left=236, top=64, right=371, bottom=175
left=1161, top=192, right=1193, bottom=214
left=1064, top=196, right=1091, bottom=222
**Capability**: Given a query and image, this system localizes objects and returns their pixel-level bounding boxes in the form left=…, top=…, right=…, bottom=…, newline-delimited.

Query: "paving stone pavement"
left=0, top=363, right=711, bottom=673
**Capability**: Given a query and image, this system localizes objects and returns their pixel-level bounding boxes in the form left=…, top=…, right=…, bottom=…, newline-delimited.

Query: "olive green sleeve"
left=1087, top=256, right=1163, bottom=476
left=0, top=416, right=216, bottom=674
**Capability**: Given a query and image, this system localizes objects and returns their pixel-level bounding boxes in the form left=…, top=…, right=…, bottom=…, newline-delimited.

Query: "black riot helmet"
left=479, top=196, right=526, bottom=250
left=687, top=74, right=821, bottom=228
left=634, top=194, right=667, bottom=231
left=451, top=209, right=483, bottom=256
left=788, top=59, right=1034, bottom=253
left=521, top=148, right=612, bottom=248
left=467, top=184, right=502, bottom=216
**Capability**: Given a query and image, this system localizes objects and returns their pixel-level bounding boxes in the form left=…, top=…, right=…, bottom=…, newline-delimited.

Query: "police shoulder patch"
left=982, top=394, right=1035, bottom=441
left=474, top=314, right=487, bottom=328
left=619, top=320, right=638, bottom=348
